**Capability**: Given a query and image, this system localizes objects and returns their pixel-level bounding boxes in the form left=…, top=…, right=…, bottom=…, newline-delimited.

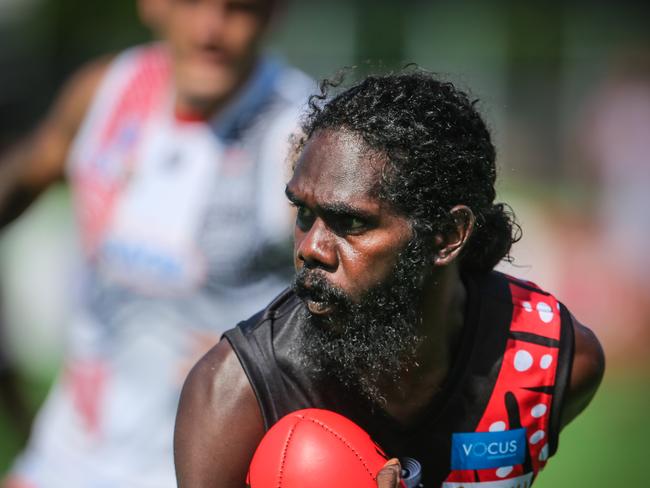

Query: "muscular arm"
left=174, top=339, right=265, bottom=488
left=0, top=57, right=109, bottom=227
left=175, top=340, right=403, bottom=488
left=560, top=315, right=605, bottom=428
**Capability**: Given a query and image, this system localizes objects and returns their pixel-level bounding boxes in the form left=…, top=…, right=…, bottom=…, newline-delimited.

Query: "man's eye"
left=332, top=216, right=367, bottom=235
left=226, top=0, right=262, bottom=15
left=296, top=207, right=315, bottom=231
left=348, top=217, right=365, bottom=230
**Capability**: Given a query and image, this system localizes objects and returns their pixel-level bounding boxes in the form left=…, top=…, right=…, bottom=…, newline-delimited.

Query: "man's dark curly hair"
left=298, top=69, right=521, bottom=273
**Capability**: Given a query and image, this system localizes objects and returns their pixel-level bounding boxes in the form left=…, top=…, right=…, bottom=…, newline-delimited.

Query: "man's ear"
left=433, top=205, right=475, bottom=266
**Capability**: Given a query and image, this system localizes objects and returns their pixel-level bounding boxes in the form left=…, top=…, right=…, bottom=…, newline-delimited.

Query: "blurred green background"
left=1, top=0, right=649, bottom=485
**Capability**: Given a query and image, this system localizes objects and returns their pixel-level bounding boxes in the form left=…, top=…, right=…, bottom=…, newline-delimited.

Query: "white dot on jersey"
left=522, top=301, right=533, bottom=312
left=539, top=444, right=549, bottom=462
left=531, top=403, right=547, bottom=418
left=496, top=466, right=513, bottom=478
left=489, top=421, right=507, bottom=432
left=514, top=350, right=534, bottom=372
left=537, top=301, right=554, bottom=323
left=529, top=430, right=545, bottom=445
left=540, top=354, right=553, bottom=369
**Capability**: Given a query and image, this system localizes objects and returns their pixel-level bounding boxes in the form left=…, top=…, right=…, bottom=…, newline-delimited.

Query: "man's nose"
left=196, top=1, right=228, bottom=41
left=296, top=219, right=337, bottom=272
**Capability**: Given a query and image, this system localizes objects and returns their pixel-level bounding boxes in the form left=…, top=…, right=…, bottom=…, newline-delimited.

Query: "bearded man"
left=174, top=71, right=604, bottom=488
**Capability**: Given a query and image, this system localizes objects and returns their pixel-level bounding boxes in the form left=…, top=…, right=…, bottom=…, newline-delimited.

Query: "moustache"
left=292, top=268, right=351, bottom=312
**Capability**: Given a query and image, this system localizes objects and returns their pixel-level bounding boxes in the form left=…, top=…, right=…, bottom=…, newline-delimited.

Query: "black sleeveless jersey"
left=223, top=271, right=574, bottom=487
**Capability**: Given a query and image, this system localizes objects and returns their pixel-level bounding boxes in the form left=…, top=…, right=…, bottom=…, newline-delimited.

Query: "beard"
left=291, top=237, right=432, bottom=407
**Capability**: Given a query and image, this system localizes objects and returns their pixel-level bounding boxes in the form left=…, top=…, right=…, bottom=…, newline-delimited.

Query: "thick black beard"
left=291, top=238, right=432, bottom=407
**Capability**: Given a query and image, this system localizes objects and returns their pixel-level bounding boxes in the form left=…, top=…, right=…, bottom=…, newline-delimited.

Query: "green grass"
left=1, top=367, right=648, bottom=484
left=536, top=367, right=649, bottom=487
left=0, top=372, right=53, bottom=475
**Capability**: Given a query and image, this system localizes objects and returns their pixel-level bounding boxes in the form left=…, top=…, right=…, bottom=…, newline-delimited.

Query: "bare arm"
left=174, top=339, right=265, bottom=488
left=174, top=339, right=407, bottom=488
left=560, top=315, right=605, bottom=428
left=0, top=57, right=109, bottom=227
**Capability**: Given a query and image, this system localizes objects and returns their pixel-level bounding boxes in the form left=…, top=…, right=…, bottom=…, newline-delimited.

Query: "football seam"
left=277, top=420, right=299, bottom=488
left=301, top=416, right=376, bottom=481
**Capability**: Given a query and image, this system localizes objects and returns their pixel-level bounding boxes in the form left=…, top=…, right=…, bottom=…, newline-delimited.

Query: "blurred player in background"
left=0, top=0, right=313, bottom=486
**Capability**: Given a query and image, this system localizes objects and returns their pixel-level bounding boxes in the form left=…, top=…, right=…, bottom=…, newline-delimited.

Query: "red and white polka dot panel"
left=509, top=282, right=561, bottom=341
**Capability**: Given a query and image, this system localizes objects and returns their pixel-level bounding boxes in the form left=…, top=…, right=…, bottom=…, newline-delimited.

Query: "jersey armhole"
left=548, top=302, right=575, bottom=456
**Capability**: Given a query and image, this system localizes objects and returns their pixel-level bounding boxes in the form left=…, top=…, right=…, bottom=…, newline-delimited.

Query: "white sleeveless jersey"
left=12, top=44, right=314, bottom=487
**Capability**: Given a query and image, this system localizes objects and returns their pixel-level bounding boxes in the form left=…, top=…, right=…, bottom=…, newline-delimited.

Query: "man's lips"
left=305, top=299, right=334, bottom=315
left=189, top=47, right=231, bottom=66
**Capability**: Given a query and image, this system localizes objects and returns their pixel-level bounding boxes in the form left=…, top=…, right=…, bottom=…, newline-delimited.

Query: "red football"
left=247, top=409, right=393, bottom=488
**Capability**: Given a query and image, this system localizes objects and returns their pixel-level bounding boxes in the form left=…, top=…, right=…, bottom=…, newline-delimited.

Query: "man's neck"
left=174, top=58, right=259, bottom=121
left=381, top=264, right=467, bottom=424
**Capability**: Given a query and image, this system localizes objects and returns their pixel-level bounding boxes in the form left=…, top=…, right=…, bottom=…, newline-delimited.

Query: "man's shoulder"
left=114, top=42, right=171, bottom=67
left=175, top=338, right=265, bottom=487
left=480, top=271, right=605, bottom=431
left=479, top=269, right=551, bottom=291
left=476, top=270, right=565, bottom=306
left=82, top=43, right=171, bottom=104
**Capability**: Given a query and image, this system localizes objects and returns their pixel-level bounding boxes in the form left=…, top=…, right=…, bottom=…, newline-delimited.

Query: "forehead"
left=164, top=0, right=273, bottom=24
left=288, top=130, right=386, bottom=206
left=167, top=0, right=273, bottom=13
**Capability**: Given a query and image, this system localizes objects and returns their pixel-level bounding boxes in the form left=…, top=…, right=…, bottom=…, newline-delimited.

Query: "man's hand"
left=376, top=459, right=402, bottom=488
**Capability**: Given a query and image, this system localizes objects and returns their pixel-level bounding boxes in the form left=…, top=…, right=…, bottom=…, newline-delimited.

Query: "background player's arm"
left=174, top=339, right=265, bottom=488
left=0, top=57, right=109, bottom=228
left=561, top=315, right=605, bottom=428
left=0, top=57, right=109, bottom=441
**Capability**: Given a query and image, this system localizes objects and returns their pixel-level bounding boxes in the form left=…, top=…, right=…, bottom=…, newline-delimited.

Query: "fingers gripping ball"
left=247, top=409, right=404, bottom=488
